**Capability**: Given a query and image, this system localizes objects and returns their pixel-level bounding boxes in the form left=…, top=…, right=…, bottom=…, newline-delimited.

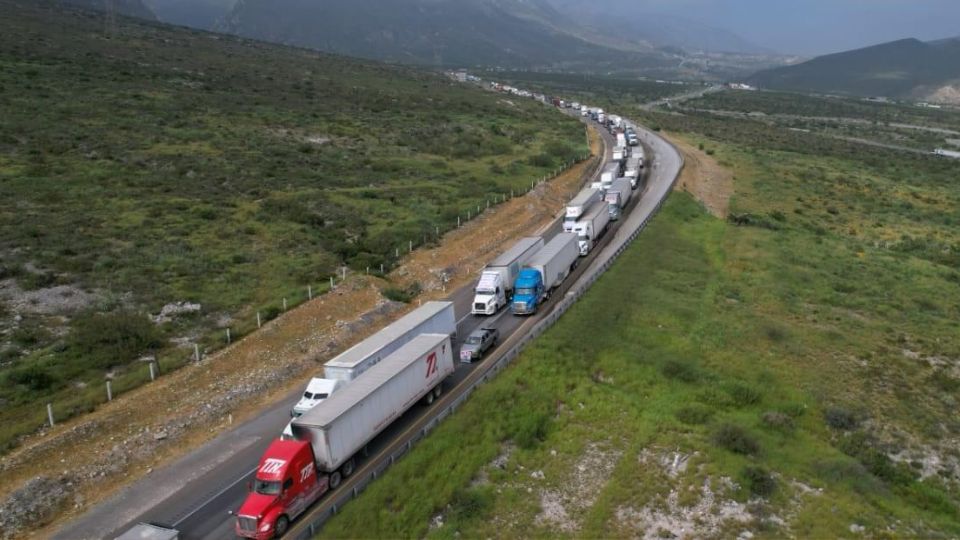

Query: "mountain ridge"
left=748, top=37, right=960, bottom=102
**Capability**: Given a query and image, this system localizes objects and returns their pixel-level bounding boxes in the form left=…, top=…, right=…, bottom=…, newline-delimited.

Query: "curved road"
left=58, top=113, right=682, bottom=540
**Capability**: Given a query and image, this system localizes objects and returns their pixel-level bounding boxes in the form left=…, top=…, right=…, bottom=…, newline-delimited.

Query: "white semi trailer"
left=564, top=187, right=601, bottom=232
left=572, top=201, right=611, bottom=256
left=323, top=301, right=455, bottom=382
left=472, top=236, right=544, bottom=315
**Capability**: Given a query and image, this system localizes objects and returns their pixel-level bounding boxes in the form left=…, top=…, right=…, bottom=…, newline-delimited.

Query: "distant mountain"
left=217, top=0, right=669, bottom=70
left=546, top=0, right=771, bottom=55
left=145, top=0, right=234, bottom=30
left=60, top=0, right=156, bottom=20
left=748, top=37, right=960, bottom=101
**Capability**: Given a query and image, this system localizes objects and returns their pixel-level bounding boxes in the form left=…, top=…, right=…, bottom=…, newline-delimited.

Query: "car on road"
left=460, top=327, right=499, bottom=362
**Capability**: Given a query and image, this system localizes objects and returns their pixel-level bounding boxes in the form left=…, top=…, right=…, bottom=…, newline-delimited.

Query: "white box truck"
left=616, top=133, right=627, bottom=148
left=605, top=178, right=634, bottom=221
left=323, top=301, right=455, bottom=382
left=624, top=157, right=642, bottom=188
left=564, top=187, right=601, bottom=232
left=294, top=334, right=454, bottom=476
left=600, top=162, right=621, bottom=190
left=472, top=236, right=544, bottom=315
left=572, top=201, right=611, bottom=256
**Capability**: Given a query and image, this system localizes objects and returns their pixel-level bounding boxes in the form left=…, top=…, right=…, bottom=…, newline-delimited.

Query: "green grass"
left=0, top=1, right=587, bottom=452
left=321, top=99, right=960, bottom=536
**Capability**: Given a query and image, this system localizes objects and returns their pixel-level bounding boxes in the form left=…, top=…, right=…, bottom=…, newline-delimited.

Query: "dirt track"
left=667, top=134, right=733, bottom=218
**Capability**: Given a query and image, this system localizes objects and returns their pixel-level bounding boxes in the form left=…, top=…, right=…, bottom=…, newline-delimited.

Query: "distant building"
left=727, top=83, right=757, bottom=91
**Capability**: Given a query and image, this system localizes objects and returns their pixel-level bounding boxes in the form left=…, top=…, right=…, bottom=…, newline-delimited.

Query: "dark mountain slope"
left=217, top=0, right=666, bottom=69
left=60, top=0, right=156, bottom=20
left=749, top=38, right=960, bottom=99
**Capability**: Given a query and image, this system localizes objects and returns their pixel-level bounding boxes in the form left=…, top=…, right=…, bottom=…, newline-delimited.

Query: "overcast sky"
left=636, top=0, right=960, bottom=55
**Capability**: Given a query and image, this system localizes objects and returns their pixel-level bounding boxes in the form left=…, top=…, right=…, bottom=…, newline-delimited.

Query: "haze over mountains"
left=60, top=0, right=156, bottom=20
left=749, top=37, right=960, bottom=102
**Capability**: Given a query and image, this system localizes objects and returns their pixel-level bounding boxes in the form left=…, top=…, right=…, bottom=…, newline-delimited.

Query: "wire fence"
left=39, top=147, right=598, bottom=431
left=290, top=126, right=684, bottom=538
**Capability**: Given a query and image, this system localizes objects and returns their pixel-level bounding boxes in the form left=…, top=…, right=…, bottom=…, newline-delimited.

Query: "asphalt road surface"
left=58, top=111, right=682, bottom=540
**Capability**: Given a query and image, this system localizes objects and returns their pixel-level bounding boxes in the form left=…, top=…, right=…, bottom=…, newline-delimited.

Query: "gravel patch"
left=535, top=442, right=623, bottom=532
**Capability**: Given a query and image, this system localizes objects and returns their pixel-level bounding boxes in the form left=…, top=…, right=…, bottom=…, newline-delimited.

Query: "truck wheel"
left=274, top=516, right=289, bottom=538
left=342, top=458, right=355, bottom=478
left=433, top=385, right=443, bottom=399
left=329, top=470, right=342, bottom=490
left=423, top=390, right=435, bottom=405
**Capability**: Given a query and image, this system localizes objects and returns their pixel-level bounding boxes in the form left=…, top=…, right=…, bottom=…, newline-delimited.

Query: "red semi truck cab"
left=235, top=439, right=328, bottom=539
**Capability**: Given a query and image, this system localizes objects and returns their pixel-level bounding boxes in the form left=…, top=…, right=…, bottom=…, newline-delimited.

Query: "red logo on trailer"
left=425, top=351, right=438, bottom=378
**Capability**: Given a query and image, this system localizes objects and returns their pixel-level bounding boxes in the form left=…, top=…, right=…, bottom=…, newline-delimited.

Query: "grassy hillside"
left=748, top=37, right=960, bottom=100
left=321, top=94, right=960, bottom=537
left=490, top=71, right=708, bottom=108
left=0, top=0, right=586, bottom=451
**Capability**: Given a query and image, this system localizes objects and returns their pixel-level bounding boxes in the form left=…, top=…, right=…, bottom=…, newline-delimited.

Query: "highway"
left=60, top=109, right=683, bottom=540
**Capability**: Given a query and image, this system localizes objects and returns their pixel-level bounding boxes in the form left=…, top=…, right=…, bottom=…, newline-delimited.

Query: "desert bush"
left=6, top=364, right=59, bottom=391
left=824, top=406, right=859, bottom=431
left=675, top=405, right=714, bottom=425
left=761, top=411, right=795, bottom=431
left=68, top=311, right=163, bottom=370
left=713, top=423, right=760, bottom=455
left=742, top=465, right=776, bottom=497
left=661, top=359, right=701, bottom=383
left=725, top=382, right=762, bottom=407
left=382, top=282, right=422, bottom=304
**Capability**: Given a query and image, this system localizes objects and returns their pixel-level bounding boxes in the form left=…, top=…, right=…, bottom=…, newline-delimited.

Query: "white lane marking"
left=171, top=466, right=258, bottom=527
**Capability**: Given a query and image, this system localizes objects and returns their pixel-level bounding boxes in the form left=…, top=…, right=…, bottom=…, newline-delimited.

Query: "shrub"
left=661, top=359, right=700, bottom=383
left=6, top=364, right=59, bottom=391
left=528, top=152, right=554, bottom=168
left=742, top=465, right=776, bottom=497
left=69, top=311, right=163, bottom=370
left=448, top=486, right=493, bottom=523
left=382, top=282, right=421, bottom=304
left=11, top=324, right=50, bottom=348
left=262, top=305, right=282, bottom=322
left=675, top=405, right=713, bottom=425
left=824, top=406, right=859, bottom=431
left=713, top=423, right=760, bottom=455
left=761, top=411, right=795, bottom=431
left=725, top=382, right=762, bottom=407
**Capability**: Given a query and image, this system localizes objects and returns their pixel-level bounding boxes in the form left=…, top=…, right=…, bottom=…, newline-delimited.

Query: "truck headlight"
left=260, top=522, right=272, bottom=532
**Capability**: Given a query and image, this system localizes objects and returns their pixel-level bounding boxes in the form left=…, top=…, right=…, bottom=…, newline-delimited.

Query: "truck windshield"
left=476, top=288, right=495, bottom=295
left=254, top=479, right=281, bottom=495
left=515, top=287, right=536, bottom=297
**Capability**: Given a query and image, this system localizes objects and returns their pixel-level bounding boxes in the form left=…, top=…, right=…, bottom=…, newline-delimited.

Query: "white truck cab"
left=292, top=378, right=343, bottom=417
left=471, top=271, right=506, bottom=316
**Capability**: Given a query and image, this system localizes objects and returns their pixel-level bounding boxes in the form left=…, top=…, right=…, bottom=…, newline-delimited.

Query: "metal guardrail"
left=291, top=125, right=683, bottom=540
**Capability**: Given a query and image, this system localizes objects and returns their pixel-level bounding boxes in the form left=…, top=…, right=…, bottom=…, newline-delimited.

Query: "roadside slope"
left=322, top=116, right=960, bottom=537
left=0, top=124, right=603, bottom=540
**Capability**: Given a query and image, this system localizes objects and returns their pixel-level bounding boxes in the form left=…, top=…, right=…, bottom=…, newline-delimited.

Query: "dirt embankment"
left=0, top=126, right=603, bottom=539
left=666, top=134, right=734, bottom=218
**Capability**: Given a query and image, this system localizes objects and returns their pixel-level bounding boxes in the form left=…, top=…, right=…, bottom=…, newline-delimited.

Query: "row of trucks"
left=471, top=236, right=544, bottom=315
left=469, top=232, right=581, bottom=317
left=237, top=301, right=457, bottom=539
left=229, top=80, right=644, bottom=539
